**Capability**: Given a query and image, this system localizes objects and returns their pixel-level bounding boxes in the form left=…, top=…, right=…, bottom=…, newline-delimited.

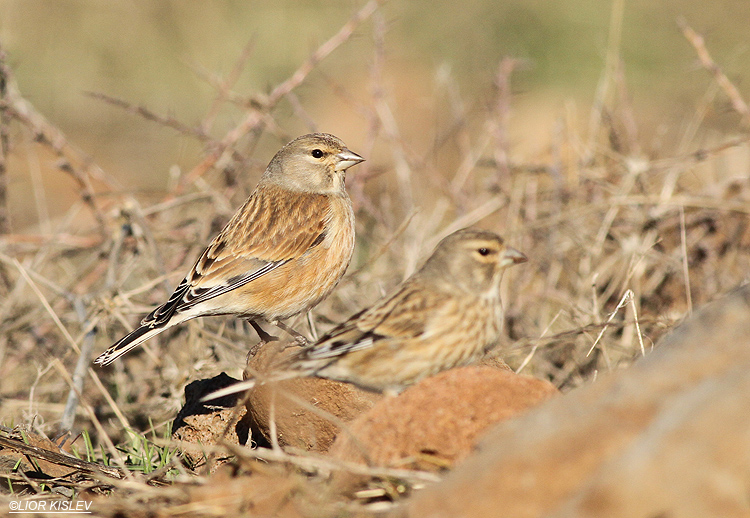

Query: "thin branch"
left=0, top=433, right=122, bottom=479
left=679, top=18, right=750, bottom=126
left=371, top=10, right=414, bottom=214
left=0, top=44, right=11, bottom=233
left=85, top=91, right=214, bottom=142
left=200, top=37, right=258, bottom=134
left=491, top=57, right=520, bottom=188
left=177, top=0, right=381, bottom=192
left=224, top=443, right=441, bottom=484
left=679, top=206, right=693, bottom=315
left=59, top=298, right=96, bottom=432
left=0, top=52, right=113, bottom=235
left=266, top=0, right=380, bottom=107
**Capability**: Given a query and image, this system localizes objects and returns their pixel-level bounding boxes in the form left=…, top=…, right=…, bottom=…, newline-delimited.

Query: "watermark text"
left=9, top=499, right=92, bottom=513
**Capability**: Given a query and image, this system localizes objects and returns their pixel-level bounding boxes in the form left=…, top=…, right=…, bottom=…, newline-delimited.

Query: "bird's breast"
left=260, top=194, right=354, bottom=319
left=321, top=194, right=355, bottom=251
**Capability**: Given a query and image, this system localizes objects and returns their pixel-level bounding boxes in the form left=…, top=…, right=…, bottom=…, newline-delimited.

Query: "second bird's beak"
left=335, top=149, right=365, bottom=171
left=501, top=247, right=528, bottom=267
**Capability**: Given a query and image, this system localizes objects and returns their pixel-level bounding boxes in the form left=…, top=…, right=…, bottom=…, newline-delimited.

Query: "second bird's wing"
left=292, top=279, right=450, bottom=363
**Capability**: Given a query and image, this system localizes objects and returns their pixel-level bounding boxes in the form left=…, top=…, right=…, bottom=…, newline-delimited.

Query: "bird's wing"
left=144, top=188, right=330, bottom=326
left=297, top=279, right=448, bottom=361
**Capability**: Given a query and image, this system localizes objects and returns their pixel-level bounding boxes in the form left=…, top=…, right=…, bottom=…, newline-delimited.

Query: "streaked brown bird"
left=205, top=228, right=527, bottom=400
left=95, top=133, right=364, bottom=366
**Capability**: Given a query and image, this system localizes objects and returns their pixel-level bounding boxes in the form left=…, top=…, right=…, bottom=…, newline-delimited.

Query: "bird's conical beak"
left=501, top=247, right=527, bottom=267
left=335, top=149, right=365, bottom=171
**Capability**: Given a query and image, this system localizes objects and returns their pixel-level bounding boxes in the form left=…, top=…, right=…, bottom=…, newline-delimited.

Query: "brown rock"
left=172, top=373, right=253, bottom=468
left=331, top=366, right=559, bottom=472
left=551, top=369, right=750, bottom=518
left=402, top=284, right=750, bottom=518
left=245, top=344, right=382, bottom=452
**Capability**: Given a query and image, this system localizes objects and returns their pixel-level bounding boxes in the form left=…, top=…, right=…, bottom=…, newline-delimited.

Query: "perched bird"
left=95, top=133, right=364, bottom=366
left=204, top=228, right=527, bottom=400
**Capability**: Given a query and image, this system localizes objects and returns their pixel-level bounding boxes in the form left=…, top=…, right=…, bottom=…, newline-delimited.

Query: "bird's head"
left=423, top=228, right=527, bottom=295
left=264, top=133, right=364, bottom=194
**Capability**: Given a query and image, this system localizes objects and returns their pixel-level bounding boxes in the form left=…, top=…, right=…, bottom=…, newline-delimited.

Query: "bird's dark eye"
left=311, top=149, right=324, bottom=158
left=478, top=248, right=490, bottom=256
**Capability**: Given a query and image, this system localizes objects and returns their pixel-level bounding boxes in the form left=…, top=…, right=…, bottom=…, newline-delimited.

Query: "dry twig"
left=679, top=18, right=750, bottom=126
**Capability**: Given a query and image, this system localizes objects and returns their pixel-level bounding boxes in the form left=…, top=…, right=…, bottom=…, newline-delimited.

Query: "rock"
left=401, top=284, right=750, bottom=518
left=172, top=373, right=253, bottom=468
left=245, top=343, right=382, bottom=452
left=331, top=366, right=559, bottom=473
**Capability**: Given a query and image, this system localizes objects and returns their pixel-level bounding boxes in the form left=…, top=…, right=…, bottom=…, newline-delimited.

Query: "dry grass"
left=1, top=3, right=749, bottom=516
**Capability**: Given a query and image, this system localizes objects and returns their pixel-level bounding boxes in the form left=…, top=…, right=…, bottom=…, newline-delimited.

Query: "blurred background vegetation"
left=1, top=0, right=749, bottom=229
left=2, top=0, right=750, bottom=442
left=2, top=1, right=750, bottom=503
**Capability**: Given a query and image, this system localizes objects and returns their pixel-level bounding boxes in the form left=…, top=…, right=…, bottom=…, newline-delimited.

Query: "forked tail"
left=94, top=323, right=169, bottom=366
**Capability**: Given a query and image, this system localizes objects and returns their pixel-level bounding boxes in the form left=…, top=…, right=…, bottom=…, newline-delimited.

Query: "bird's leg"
left=247, top=319, right=278, bottom=361
left=272, top=320, right=310, bottom=348
left=306, top=311, right=319, bottom=341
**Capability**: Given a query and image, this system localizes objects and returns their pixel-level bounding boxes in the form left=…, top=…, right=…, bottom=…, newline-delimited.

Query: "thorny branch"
left=0, top=43, right=114, bottom=237
left=679, top=18, right=750, bottom=126
left=176, top=0, right=382, bottom=193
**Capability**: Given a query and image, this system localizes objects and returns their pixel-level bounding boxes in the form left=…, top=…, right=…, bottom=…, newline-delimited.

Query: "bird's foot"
left=247, top=320, right=279, bottom=360
left=273, top=320, right=310, bottom=349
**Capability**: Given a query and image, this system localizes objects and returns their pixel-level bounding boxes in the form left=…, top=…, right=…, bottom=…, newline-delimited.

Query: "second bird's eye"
left=311, top=149, right=324, bottom=158
left=478, top=248, right=490, bottom=256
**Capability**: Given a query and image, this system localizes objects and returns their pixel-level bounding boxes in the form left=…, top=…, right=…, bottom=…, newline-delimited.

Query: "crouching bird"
left=204, top=228, right=527, bottom=400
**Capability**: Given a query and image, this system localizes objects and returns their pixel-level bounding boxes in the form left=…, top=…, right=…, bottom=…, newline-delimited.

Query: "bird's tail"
left=94, top=322, right=172, bottom=366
